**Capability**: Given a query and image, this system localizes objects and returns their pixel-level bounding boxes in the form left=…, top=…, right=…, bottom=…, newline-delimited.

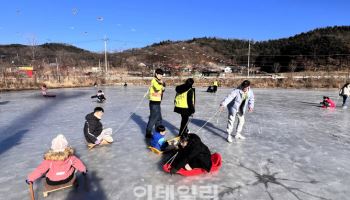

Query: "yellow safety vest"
left=148, top=78, right=164, bottom=102
left=213, top=81, right=218, bottom=86
left=175, top=89, right=194, bottom=108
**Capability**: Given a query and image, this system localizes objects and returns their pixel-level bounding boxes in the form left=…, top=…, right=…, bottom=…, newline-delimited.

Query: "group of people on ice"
left=319, top=83, right=350, bottom=109
left=28, top=68, right=349, bottom=192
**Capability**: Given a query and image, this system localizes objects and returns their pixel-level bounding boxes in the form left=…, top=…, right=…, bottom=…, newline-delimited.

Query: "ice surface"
left=0, top=86, right=349, bottom=200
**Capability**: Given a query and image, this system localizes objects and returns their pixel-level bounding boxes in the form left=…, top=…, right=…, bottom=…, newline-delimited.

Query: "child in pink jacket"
left=320, top=96, right=336, bottom=109
left=26, top=134, right=87, bottom=186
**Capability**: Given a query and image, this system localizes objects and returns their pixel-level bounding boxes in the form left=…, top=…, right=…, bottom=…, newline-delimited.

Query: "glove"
left=170, top=168, right=178, bottom=175
left=25, top=179, right=33, bottom=185
left=95, top=140, right=101, bottom=145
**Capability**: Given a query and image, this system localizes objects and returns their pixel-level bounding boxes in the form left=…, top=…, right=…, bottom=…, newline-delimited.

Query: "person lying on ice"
left=169, top=133, right=212, bottom=174
left=320, top=96, right=336, bottom=108
left=91, top=90, right=106, bottom=102
left=220, top=80, right=254, bottom=142
left=84, top=107, right=113, bottom=146
left=26, top=134, right=87, bottom=186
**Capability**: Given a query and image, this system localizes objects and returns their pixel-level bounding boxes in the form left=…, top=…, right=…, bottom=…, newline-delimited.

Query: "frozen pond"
left=0, top=86, right=349, bottom=200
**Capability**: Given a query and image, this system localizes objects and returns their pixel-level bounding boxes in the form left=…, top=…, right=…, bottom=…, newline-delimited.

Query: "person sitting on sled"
left=84, top=107, right=114, bottom=146
left=41, top=84, right=56, bottom=97
left=150, top=125, right=169, bottom=151
left=169, top=133, right=212, bottom=174
left=320, top=96, right=336, bottom=108
left=91, top=90, right=106, bottom=102
left=26, top=134, right=87, bottom=186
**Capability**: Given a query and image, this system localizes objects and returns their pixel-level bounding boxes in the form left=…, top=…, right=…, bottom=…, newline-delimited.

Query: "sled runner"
left=163, top=153, right=222, bottom=176
left=43, top=94, right=56, bottom=98
left=43, top=175, right=77, bottom=197
left=87, top=140, right=111, bottom=150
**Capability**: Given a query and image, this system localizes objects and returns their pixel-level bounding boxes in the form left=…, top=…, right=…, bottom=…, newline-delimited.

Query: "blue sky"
left=0, top=0, right=349, bottom=52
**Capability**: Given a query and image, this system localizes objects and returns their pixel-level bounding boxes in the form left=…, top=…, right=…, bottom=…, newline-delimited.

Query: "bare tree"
left=27, top=35, right=38, bottom=61
left=273, top=63, right=280, bottom=74
left=288, top=60, right=297, bottom=77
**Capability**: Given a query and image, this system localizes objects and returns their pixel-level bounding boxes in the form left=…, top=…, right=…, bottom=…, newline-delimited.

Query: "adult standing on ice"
left=220, top=80, right=254, bottom=142
left=339, top=83, right=350, bottom=109
left=174, top=78, right=195, bottom=136
left=145, top=68, right=166, bottom=138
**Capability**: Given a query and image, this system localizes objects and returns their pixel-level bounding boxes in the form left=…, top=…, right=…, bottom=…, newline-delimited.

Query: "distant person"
left=93, top=82, right=98, bottom=87
left=84, top=107, right=114, bottom=146
left=91, top=90, right=106, bottom=103
left=339, top=83, right=350, bottom=109
left=26, top=134, right=87, bottom=186
left=41, top=84, right=56, bottom=97
left=124, top=82, right=128, bottom=87
left=150, top=125, right=169, bottom=151
left=169, top=133, right=212, bottom=174
left=174, top=78, right=195, bottom=136
left=220, top=80, right=254, bottom=142
left=145, top=68, right=165, bottom=138
left=320, top=96, right=336, bottom=109
left=212, top=80, right=219, bottom=93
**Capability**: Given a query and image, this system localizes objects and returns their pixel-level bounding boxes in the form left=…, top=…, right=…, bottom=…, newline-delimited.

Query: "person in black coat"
left=84, top=107, right=113, bottom=145
left=170, top=133, right=212, bottom=174
left=174, top=78, right=195, bottom=136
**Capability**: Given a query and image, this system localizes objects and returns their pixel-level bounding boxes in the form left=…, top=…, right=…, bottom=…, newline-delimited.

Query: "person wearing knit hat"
left=26, top=134, right=87, bottom=186
left=51, top=134, right=68, bottom=152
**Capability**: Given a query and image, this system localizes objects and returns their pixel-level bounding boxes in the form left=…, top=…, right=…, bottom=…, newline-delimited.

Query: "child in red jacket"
left=321, top=96, right=336, bottom=109
left=26, top=134, right=87, bottom=186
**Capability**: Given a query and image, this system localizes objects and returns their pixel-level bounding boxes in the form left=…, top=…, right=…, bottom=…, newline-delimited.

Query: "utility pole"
left=56, top=57, right=60, bottom=82
left=247, top=40, right=251, bottom=77
left=104, top=36, right=109, bottom=73
left=99, top=59, right=101, bottom=71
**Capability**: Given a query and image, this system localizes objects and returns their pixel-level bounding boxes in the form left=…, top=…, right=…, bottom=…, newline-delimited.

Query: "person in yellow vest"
left=174, top=78, right=195, bottom=136
left=146, top=69, right=166, bottom=138
left=213, top=80, right=219, bottom=93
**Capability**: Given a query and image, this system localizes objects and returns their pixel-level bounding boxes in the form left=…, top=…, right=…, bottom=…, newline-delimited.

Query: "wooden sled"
left=43, top=175, right=77, bottom=197
left=43, top=94, right=56, bottom=98
left=87, top=140, right=111, bottom=150
left=163, top=153, right=222, bottom=176
left=148, top=146, right=163, bottom=154
left=148, top=137, right=180, bottom=155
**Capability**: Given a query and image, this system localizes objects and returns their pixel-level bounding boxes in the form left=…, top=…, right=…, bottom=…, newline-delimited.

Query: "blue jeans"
left=343, top=95, right=348, bottom=106
left=146, top=102, right=162, bottom=135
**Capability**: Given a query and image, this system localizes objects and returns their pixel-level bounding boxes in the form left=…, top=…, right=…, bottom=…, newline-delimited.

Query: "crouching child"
left=26, top=134, right=87, bottom=186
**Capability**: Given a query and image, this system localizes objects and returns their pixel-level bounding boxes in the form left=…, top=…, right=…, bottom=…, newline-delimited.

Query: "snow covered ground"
left=0, top=86, right=349, bottom=200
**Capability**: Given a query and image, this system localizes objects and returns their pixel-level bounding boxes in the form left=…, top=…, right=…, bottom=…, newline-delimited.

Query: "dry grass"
left=1, top=75, right=348, bottom=91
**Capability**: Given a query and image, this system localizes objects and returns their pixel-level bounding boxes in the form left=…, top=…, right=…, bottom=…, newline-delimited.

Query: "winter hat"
left=51, top=134, right=68, bottom=152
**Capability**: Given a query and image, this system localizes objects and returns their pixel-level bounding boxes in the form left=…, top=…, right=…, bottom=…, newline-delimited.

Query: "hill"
left=0, top=26, right=349, bottom=74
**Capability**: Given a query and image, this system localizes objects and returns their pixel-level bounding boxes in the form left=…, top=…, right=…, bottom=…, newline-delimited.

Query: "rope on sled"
left=113, top=91, right=149, bottom=134
left=193, top=109, right=221, bottom=134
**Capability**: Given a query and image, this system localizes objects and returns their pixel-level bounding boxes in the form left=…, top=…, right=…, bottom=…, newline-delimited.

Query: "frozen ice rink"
left=0, top=86, right=349, bottom=200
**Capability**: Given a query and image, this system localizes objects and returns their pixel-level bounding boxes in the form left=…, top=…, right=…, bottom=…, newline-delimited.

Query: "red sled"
left=163, top=153, right=222, bottom=176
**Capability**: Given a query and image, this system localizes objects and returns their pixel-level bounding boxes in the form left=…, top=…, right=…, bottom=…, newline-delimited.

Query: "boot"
left=235, top=133, right=246, bottom=140
left=227, top=134, right=233, bottom=143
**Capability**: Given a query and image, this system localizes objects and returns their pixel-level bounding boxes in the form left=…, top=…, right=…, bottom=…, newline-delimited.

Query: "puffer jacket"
left=221, top=86, right=254, bottom=114
left=84, top=112, right=103, bottom=143
left=339, top=84, right=350, bottom=96
left=171, top=134, right=212, bottom=172
left=28, top=155, right=86, bottom=182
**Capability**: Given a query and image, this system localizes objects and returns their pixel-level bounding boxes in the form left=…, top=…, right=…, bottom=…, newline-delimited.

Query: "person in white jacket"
left=339, top=83, right=350, bottom=109
left=220, top=80, right=254, bottom=142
